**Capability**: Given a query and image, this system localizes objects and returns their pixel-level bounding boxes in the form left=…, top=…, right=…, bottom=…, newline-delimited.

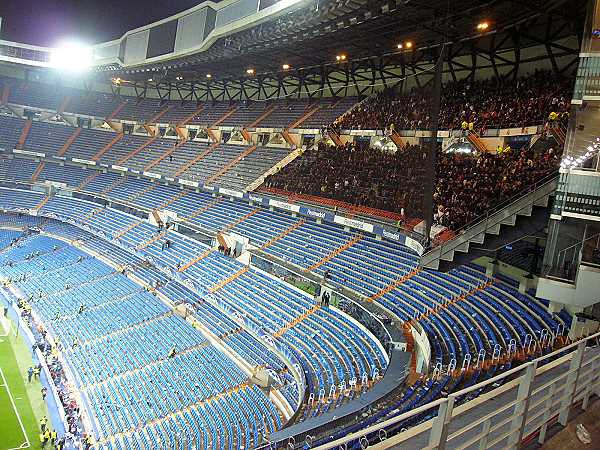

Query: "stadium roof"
left=108, top=0, right=585, bottom=83
left=0, top=0, right=585, bottom=101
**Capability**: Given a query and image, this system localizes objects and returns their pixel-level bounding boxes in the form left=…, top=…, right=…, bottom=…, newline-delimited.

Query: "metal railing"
left=545, top=230, right=600, bottom=281
left=423, top=173, right=558, bottom=267
left=261, top=331, right=600, bottom=449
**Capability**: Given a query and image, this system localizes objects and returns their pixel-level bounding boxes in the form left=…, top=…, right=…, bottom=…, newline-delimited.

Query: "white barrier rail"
left=259, top=331, right=600, bottom=449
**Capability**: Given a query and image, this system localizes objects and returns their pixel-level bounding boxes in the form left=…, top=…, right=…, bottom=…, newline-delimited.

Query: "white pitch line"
left=0, top=367, right=30, bottom=450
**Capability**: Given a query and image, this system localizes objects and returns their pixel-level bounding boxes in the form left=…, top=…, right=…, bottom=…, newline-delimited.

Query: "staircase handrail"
left=558, top=231, right=600, bottom=259
left=544, top=231, right=600, bottom=279
left=423, top=172, right=558, bottom=263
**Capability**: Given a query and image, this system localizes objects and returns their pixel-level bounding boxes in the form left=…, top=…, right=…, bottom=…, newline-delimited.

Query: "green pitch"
left=0, top=315, right=50, bottom=450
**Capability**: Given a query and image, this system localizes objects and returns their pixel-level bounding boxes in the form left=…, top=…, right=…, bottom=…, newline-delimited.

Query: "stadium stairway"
left=205, top=145, right=258, bottom=185
left=114, top=220, right=143, bottom=239
left=56, top=127, right=82, bottom=157
left=368, top=268, right=422, bottom=302
left=156, top=189, right=189, bottom=210
left=81, top=338, right=212, bottom=391
left=178, top=248, right=214, bottom=272
left=328, top=129, right=344, bottom=146
left=241, top=128, right=252, bottom=142
left=75, top=172, right=99, bottom=192
left=137, top=230, right=167, bottom=250
left=176, top=105, right=204, bottom=127
left=273, top=304, right=321, bottom=338
left=79, top=206, right=105, bottom=224
left=145, top=105, right=172, bottom=125
left=116, top=135, right=159, bottom=165
left=211, top=106, right=240, bottom=127
left=247, top=105, right=277, bottom=128
left=409, top=280, right=493, bottom=324
left=100, top=175, right=128, bottom=196
left=106, top=102, right=126, bottom=121
left=57, top=96, right=71, bottom=115
left=33, top=195, right=51, bottom=211
left=126, top=183, right=157, bottom=203
left=30, top=161, right=45, bottom=183
left=260, top=218, right=306, bottom=250
left=550, top=124, right=567, bottom=147
left=245, top=145, right=305, bottom=192
left=208, top=266, right=249, bottom=293
left=92, top=132, right=124, bottom=161
left=281, top=130, right=295, bottom=146
left=206, top=127, right=219, bottom=143
left=182, top=197, right=224, bottom=223
left=467, top=131, right=489, bottom=153
left=288, top=105, right=322, bottom=129
left=174, top=142, right=219, bottom=178
left=143, top=139, right=188, bottom=171
left=390, top=130, right=405, bottom=149
left=421, top=175, right=558, bottom=271
left=16, top=119, right=32, bottom=150
left=221, top=208, right=261, bottom=233
left=306, top=232, right=363, bottom=271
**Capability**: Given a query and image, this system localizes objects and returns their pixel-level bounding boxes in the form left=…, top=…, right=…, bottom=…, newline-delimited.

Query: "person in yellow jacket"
left=548, top=111, right=558, bottom=122
left=461, top=120, right=468, bottom=130
left=496, top=145, right=503, bottom=154
left=39, top=430, right=50, bottom=448
left=468, top=122, right=474, bottom=131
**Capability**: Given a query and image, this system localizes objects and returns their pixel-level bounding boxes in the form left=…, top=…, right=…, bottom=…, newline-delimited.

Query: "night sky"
left=0, top=0, right=210, bottom=46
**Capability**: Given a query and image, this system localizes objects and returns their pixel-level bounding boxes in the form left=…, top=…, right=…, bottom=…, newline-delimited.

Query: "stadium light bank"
left=50, top=41, right=93, bottom=73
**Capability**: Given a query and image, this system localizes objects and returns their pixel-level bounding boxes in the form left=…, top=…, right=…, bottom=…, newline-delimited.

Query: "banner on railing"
left=247, top=193, right=270, bottom=206
left=333, top=215, right=374, bottom=233
left=143, top=171, right=161, bottom=180
left=14, top=149, right=45, bottom=158
left=219, top=187, right=244, bottom=198
left=71, top=158, right=96, bottom=166
left=178, top=179, right=198, bottom=188
left=111, top=165, right=128, bottom=172
left=298, top=206, right=335, bottom=222
left=269, top=199, right=301, bottom=213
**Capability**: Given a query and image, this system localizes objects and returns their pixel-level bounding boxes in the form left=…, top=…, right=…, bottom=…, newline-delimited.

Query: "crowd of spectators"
left=264, top=140, right=561, bottom=231
left=336, top=70, right=572, bottom=132
left=264, top=141, right=427, bottom=217
left=434, top=145, right=560, bottom=229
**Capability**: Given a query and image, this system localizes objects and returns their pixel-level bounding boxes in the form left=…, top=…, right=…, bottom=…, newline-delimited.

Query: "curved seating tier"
left=0, top=189, right=389, bottom=420
left=0, top=158, right=571, bottom=372
left=0, top=232, right=281, bottom=449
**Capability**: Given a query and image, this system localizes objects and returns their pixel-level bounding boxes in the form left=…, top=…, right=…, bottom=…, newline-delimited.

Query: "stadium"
left=0, top=0, right=599, bottom=449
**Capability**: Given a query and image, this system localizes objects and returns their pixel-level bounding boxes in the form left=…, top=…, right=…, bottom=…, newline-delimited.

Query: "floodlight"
left=50, top=42, right=93, bottom=72
left=477, top=21, right=490, bottom=31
